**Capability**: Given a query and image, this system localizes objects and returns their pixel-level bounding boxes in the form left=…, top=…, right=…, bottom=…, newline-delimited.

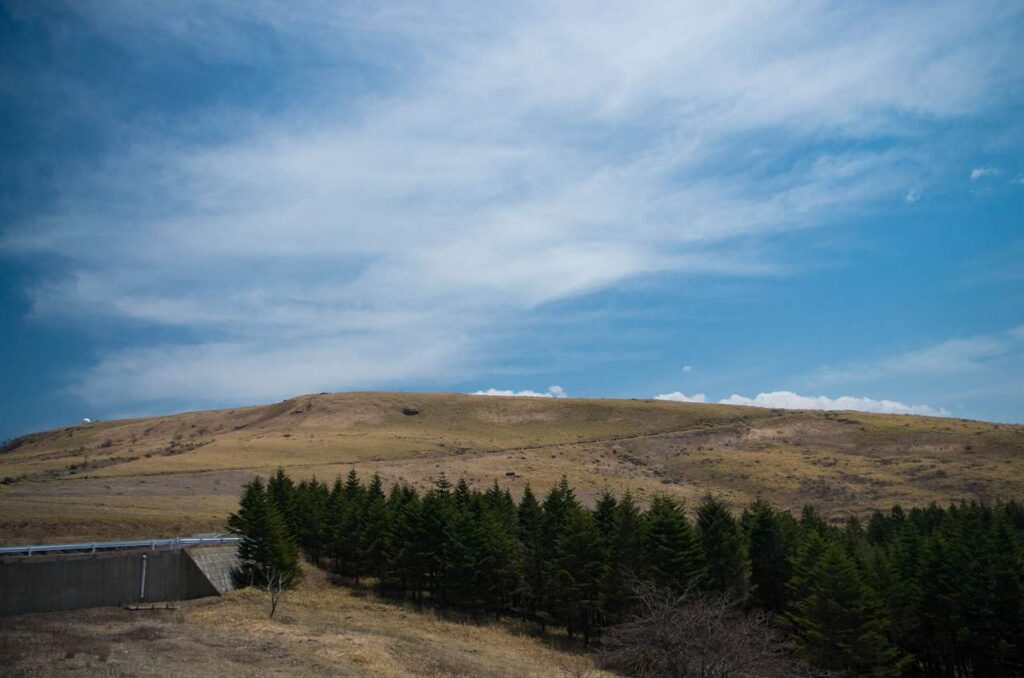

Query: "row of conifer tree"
left=228, top=468, right=1024, bottom=677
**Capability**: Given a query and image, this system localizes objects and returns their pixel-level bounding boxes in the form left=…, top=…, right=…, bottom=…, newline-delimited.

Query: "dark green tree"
left=643, top=495, right=701, bottom=593
left=548, top=508, right=608, bottom=645
left=358, top=473, right=388, bottom=579
left=697, top=494, right=748, bottom=596
left=517, top=484, right=545, bottom=619
left=228, top=477, right=301, bottom=617
left=789, top=541, right=900, bottom=675
left=743, top=498, right=791, bottom=612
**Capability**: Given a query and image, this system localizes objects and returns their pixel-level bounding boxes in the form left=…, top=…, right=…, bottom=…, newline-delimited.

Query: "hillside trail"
left=53, top=412, right=791, bottom=481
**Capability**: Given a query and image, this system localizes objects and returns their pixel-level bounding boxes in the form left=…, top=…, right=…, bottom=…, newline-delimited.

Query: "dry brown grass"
left=0, top=564, right=610, bottom=677
left=2, top=392, right=1023, bottom=543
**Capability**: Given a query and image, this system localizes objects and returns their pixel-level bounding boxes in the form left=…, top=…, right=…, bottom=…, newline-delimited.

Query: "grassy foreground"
left=0, top=564, right=609, bottom=677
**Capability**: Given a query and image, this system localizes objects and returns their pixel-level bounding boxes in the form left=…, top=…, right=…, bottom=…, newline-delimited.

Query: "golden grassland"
left=2, top=392, right=1023, bottom=544
left=0, top=564, right=610, bottom=677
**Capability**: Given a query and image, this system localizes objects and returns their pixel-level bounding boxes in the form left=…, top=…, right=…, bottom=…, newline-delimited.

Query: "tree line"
left=229, top=468, right=1024, bottom=677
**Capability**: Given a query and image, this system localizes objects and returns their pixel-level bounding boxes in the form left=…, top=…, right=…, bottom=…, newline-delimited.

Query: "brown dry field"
left=2, top=391, right=1023, bottom=545
left=0, top=563, right=612, bottom=677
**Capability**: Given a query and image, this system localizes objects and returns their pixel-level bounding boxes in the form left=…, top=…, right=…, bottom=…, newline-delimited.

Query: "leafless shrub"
left=599, top=580, right=815, bottom=678
left=559, top=652, right=597, bottom=677
left=265, top=568, right=291, bottom=618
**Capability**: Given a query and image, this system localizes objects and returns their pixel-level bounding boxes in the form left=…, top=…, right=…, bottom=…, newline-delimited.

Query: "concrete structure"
left=0, top=545, right=239, bottom=615
left=186, top=545, right=238, bottom=594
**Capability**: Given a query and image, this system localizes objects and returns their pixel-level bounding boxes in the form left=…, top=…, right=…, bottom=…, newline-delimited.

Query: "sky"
left=1, top=1, right=1022, bottom=439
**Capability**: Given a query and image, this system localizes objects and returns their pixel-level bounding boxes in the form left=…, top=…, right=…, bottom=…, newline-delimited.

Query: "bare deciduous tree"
left=599, top=580, right=819, bottom=678
left=264, top=567, right=290, bottom=619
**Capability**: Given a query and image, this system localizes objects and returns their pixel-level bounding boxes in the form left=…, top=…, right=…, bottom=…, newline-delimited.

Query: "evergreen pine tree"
left=293, top=477, right=328, bottom=563
left=989, top=509, right=1024, bottom=676
left=478, top=505, right=520, bottom=618
left=788, top=541, right=899, bottom=675
left=358, top=473, right=388, bottom=579
left=642, top=495, right=701, bottom=592
left=538, top=477, right=581, bottom=629
left=612, top=491, right=646, bottom=577
left=547, top=508, right=609, bottom=645
left=386, top=488, right=425, bottom=600
left=227, top=477, right=300, bottom=616
left=787, top=528, right=830, bottom=609
left=601, top=490, right=645, bottom=622
left=442, top=494, right=484, bottom=611
left=743, top=498, right=791, bottom=612
left=517, top=484, right=545, bottom=620
left=594, top=490, right=618, bottom=540
left=697, top=494, right=748, bottom=595
left=421, top=474, right=454, bottom=605
left=267, top=467, right=297, bottom=530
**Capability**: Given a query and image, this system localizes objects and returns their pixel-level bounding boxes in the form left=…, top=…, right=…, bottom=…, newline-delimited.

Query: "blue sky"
left=1, top=1, right=1023, bottom=439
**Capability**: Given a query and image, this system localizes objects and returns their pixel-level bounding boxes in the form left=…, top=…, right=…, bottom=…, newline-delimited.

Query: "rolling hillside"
left=2, top=392, right=1022, bottom=544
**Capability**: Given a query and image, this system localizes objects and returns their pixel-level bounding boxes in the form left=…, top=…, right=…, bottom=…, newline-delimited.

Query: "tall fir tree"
left=547, top=508, right=609, bottom=645
left=742, top=498, right=791, bottom=612
left=228, top=477, right=301, bottom=594
left=267, top=467, right=297, bottom=531
left=788, top=541, right=900, bottom=676
left=358, top=473, right=388, bottom=580
left=642, top=495, right=702, bottom=592
left=517, top=484, right=545, bottom=620
left=696, top=494, right=749, bottom=596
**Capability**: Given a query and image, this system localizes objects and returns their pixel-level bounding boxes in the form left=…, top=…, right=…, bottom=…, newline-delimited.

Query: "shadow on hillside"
left=322, top=567, right=594, bottom=655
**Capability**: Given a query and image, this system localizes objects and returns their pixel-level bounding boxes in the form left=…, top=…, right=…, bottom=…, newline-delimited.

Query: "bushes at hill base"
left=233, top=469, right=1024, bottom=677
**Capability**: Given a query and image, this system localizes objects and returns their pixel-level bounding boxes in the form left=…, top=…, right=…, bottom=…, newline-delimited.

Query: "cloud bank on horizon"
left=0, top=0, right=1022, bottom=433
left=654, top=390, right=946, bottom=416
left=473, top=386, right=568, bottom=399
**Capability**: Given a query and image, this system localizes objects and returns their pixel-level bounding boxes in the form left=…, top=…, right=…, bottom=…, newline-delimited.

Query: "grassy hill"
left=2, top=391, right=1023, bottom=544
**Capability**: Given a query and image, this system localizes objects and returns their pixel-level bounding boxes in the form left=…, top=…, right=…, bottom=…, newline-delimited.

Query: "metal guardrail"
left=0, top=535, right=241, bottom=556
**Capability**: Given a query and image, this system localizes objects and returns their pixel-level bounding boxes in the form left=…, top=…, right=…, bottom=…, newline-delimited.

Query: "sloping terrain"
left=2, top=392, right=1022, bottom=544
left=0, top=564, right=611, bottom=677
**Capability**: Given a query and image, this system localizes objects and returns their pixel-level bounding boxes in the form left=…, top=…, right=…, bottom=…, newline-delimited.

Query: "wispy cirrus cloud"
left=797, top=326, right=1024, bottom=421
left=2, top=1, right=1022, bottom=412
left=810, top=325, right=1024, bottom=385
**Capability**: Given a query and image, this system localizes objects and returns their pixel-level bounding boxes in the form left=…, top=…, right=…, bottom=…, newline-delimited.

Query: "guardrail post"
left=140, top=554, right=148, bottom=601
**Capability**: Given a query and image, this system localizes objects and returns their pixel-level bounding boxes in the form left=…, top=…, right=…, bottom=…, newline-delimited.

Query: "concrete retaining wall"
left=0, top=546, right=235, bottom=615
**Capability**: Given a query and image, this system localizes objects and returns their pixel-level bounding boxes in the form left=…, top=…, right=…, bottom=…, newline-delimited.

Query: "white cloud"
left=472, top=386, right=568, bottom=398
left=654, top=391, right=707, bottom=403
left=75, top=333, right=467, bottom=407
left=812, top=325, right=1024, bottom=384
left=719, top=391, right=947, bottom=416
left=3, top=1, right=1021, bottom=409
left=682, top=365, right=693, bottom=373
left=1012, top=174, right=1024, bottom=185
left=905, top=188, right=921, bottom=203
left=970, top=167, right=998, bottom=180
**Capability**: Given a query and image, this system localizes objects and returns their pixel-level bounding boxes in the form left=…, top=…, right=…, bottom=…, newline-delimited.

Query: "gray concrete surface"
left=0, top=544, right=237, bottom=615
left=187, top=545, right=239, bottom=595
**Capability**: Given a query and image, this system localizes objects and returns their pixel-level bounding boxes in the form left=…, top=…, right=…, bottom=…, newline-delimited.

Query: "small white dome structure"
left=82, top=417, right=92, bottom=424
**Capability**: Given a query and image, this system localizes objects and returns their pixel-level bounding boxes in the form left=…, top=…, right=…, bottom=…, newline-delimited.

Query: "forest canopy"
left=230, top=469, right=1024, bottom=677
